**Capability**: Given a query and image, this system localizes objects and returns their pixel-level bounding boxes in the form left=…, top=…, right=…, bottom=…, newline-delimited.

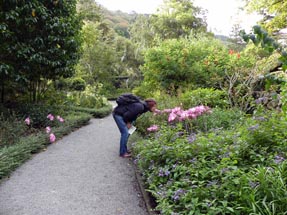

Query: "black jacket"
left=113, top=101, right=149, bottom=123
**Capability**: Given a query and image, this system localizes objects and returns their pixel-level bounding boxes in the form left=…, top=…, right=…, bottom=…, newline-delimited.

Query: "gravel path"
left=0, top=110, right=148, bottom=215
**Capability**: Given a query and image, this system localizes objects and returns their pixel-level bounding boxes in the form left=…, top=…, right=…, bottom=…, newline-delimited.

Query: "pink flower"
left=179, top=111, right=189, bottom=121
left=163, top=109, right=172, bottom=113
left=168, top=112, right=177, bottom=122
left=57, top=116, right=64, bottom=122
left=49, top=133, right=56, bottom=143
left=24, top=117, right=30, bottom=125
left=46, top=126, right=51, bottom=134
left=153, top=109, right=162, bottom=115
left=147, top=125, right=159, bottom=132
left=47, top=114, right=54, bottom=121
left=171, top=107, right=182, bottom=114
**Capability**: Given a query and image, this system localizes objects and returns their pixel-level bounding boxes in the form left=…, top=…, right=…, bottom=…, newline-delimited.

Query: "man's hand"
left=126, top=122, right=132, bottom=129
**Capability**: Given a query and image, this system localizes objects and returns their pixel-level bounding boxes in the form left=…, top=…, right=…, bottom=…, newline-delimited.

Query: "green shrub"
left=180, top=88, right=229, bottom=109
left=67, top=84, right=108, bottom=108
left=8, top=103, right=63, bottom=129
left=0, top=111, right=28, bottom=148
left=68, top=103, right=112, bottom=118
left=69, top=77, right=86, bottom=91
left=192, top=107, right=245, bottom=132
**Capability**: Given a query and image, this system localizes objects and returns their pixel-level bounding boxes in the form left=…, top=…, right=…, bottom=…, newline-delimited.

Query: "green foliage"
left=180, top=88, right=228, bottom=109
left=77, top=0, right=102, bottom=22
left=15, top=103, right=64, bottom=129
left=240, top=25, right=286, bottom=71
left=150, top=0, right=207, bottom=40
left=0, top=111, right=28, bottom=148
left=139, top=36, right=247, bottom=93
left=68, top=104, right=112, bottom=118
left=66, top=84, right=108, bottom=108
left=69, top=77, right=86, bottom=91
left=245, top=0, right=287, bottom=34
left=0, top=0, right=82, bottom=103
left=192, top=107, right=245, bottom=132
left=240, top=25, right=287, bottom=112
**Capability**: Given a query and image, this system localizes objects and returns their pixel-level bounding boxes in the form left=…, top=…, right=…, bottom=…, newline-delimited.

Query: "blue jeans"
left=113, top=113, right=129, bottom=156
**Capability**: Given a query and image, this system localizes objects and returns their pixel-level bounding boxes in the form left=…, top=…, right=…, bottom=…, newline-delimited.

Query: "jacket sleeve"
left=122, top=103, right=144, bottom=123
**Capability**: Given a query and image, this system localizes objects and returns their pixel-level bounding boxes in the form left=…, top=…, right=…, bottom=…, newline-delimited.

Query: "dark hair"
left=145, top=98, right=157, bottom=110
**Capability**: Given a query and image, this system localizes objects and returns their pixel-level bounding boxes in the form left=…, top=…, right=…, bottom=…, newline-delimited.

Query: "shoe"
left=120, top=153, right=131, bottom=158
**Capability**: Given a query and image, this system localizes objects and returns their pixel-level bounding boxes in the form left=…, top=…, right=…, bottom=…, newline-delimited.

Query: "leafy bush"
left=8, top=103, right=63, bottom=129
left=180, top=88, right=229, bottom=109
left=68, top=104, right=113, bottom=118
left=67, top=84, right=108, bottom=108
left=0, top=111, right=28, bottom=148
left=69, top=77, right=86, bottom=91
left=192, top=107, right=245, bottom=132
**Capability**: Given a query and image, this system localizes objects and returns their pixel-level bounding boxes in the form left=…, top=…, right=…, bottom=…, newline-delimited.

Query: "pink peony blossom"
left=163, top=109, right=172, bottom=113
left=45, top=126, right=51, bottom=134
left=49, top=133, right=56, bottom=143
left=24, top=117, right=30, bottom=125
left=47, top=114, right=54, bottom=121
left=147, top=125, right=159, bottom=132
left=168, top=112, right=177, bottom=122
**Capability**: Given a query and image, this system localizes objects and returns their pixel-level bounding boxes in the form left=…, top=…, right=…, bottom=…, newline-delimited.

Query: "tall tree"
left=0, top=0, right=82, bottom=102
left=150, top=0, right=207, bottom=40
left=245, top=0, right=287, bottom=34
left=77, top=0, right=102, bottom=22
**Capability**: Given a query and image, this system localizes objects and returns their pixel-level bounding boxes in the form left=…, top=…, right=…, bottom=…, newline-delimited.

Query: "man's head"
left=145, top=99, right=157, bottom=112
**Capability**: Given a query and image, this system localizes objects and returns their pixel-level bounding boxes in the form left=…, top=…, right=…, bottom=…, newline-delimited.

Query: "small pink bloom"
left=49, top=133, right=56, bottom=143
left=168, top=112, right=177, bottom=122
left=46, top=126, right=51, bottom=134
left=147, top=125, right=159, bottom=132
left=57, top=116, right=64, bottom=122
left=179, top=111, right=189, bottom=121
left=47, top=114, right=54, bottom=121
left=24, top=117, right=30, bottom=125
left=171, top=107, right=182, bottom=114
left=163, top=109, right=172, bottom=113
left=153, top=109, right=162, bottom=115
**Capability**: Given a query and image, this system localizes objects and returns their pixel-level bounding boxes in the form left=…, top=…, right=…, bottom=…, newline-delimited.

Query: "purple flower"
left=165, top=170, right=171, bottom=176
left=172, top=189, right=186, bottom=201
left=206, top=180, right=218, bottom=187
left=221, top=168, right=230, bottom=174
left=189, top=158, right=197, bottom=163
left=274, top=155, right=285, bottom=164
left=255, top=97, right=268, bottom=104
left=253, top=116, right=266, bottom=121
left=158, top=169, right=165, bottom=177
left=249, top=181, right=259, bottom=188
left=248, top=124, right=259, bottom=131
left=187, top=133, right=196, bottom=143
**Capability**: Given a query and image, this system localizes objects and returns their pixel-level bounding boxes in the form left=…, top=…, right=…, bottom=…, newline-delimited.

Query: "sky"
left=95, top=0, right=262, bottom=36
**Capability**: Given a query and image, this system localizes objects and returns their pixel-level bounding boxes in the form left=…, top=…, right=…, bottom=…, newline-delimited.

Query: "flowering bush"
left=139, top=105, right=210, bottom=134
left=25, top=113, right=65, bottom=143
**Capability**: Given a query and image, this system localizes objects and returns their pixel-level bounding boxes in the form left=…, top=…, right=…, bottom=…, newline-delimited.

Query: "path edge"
left=132, top=161, right=159, bottom=215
